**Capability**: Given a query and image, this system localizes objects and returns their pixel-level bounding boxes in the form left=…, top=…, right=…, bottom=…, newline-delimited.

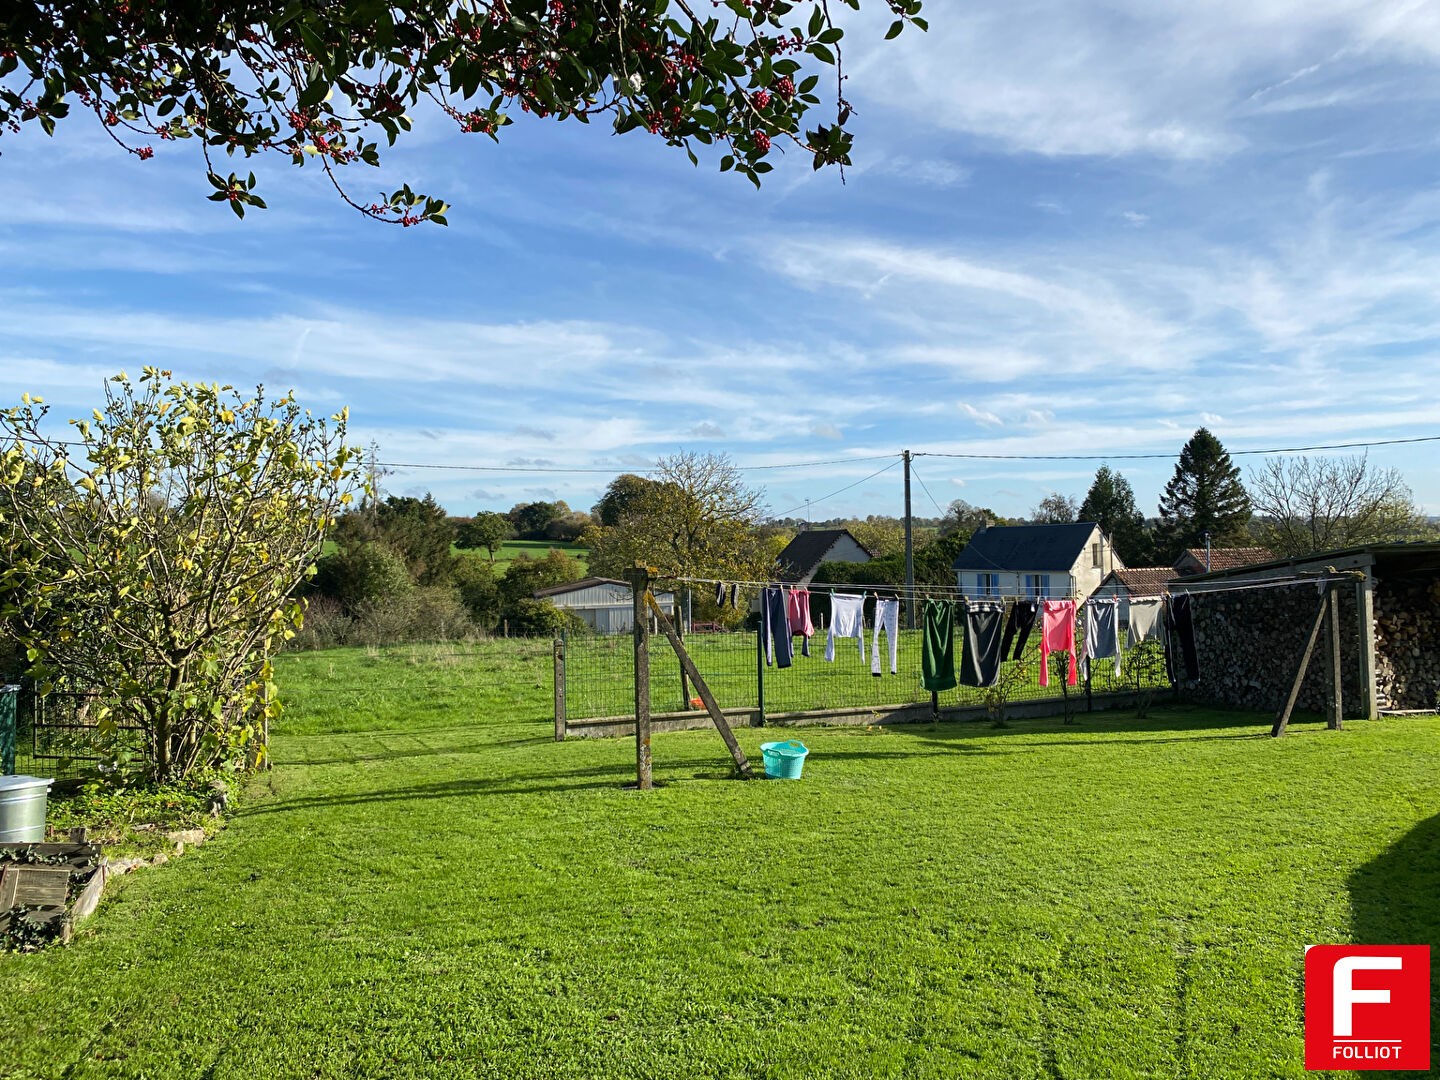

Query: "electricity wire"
left=913, top=433, right=1440, bottom=462
left=375, top=453, right=901, bottom=475
left=907, top=463, right=947, bottom=519
left=769, top=459, right=903, bottom=520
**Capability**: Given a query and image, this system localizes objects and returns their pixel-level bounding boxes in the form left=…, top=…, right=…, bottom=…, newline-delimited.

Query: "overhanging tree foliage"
left=0, top=0, right=924, bottom=224
left=0, top=369, right=362, bottom=781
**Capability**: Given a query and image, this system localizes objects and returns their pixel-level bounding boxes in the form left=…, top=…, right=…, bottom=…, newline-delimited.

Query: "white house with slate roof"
left=775, top=528, right=874, bottom=584
left=951, top=522, right=1124, bottom=601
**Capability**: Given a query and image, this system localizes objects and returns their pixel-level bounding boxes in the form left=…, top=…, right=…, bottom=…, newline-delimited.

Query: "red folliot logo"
left=1305, top=945, right=1430, bottom=1071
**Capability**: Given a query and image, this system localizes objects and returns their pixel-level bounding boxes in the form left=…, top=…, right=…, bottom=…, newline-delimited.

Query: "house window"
left=1026, top=574, right=1051, bottom=598
left=976, top=573, right=999, bottom=597
left=1092, top=542, right=1103, bottom=568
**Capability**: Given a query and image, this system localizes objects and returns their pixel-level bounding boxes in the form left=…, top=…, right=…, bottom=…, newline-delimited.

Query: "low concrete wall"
left=560, top=691, right=1160, bottom=740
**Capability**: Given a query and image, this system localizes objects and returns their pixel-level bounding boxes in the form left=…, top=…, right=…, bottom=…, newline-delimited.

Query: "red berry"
left=752, top=89, right=771, bottom=109
left=774, top=76, right=794, bottom=98
left=754, top=130, right=771, bottom=153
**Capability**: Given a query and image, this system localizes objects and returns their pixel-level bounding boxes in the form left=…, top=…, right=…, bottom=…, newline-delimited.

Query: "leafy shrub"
left=314, top=542, right=413, bottom=613
left=452, top=557, right=502, bottom=629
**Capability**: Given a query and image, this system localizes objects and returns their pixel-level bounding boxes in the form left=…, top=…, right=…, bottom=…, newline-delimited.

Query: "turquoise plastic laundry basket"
left=759, top=740, right=809, bottom=780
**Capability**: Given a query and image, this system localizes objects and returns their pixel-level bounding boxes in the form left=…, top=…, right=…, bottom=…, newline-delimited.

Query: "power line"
left=907, top=463, right=947, bottom=518
left=913, top=433, right=1440, bottom=462
left=375, top=452, right=900, bottom=475
left=770, top=459, right=903, bottom=520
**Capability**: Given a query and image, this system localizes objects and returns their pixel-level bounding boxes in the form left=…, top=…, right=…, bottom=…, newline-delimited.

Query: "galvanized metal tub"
left=0, top=775, right=53, bottom=843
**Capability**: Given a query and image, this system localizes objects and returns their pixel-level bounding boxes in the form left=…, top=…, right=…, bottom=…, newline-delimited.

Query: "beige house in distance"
left=952, top=522, right=1124, bottom=601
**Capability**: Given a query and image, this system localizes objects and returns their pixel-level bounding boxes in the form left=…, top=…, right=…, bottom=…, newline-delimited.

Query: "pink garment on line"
left=1038, top=599, right=1078, bottom=687
left=786, top=588, right=814, bottom=637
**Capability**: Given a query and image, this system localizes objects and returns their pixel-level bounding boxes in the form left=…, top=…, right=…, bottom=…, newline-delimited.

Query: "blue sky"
left=4, top=0, right=1440, bottom=523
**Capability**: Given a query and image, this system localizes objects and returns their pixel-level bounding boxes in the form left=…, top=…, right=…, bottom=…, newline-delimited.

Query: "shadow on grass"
left=240, top=758, right=732, bottom=815
left=823, top=705, right=1288, bottom=752
left=1348, top=812, right=1440, bottom=1072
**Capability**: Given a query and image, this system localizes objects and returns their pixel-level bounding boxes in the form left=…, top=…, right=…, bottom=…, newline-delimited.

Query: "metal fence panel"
left=562, top=621, right=1171, bottom=724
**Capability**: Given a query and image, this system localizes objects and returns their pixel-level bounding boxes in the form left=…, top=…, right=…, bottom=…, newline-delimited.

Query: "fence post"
left=755, top=624, right=766, bottom=728
left=627, top=567, right=652, bottom=789
left=553, top=632, right=566, bottom=742
left=677, top=593, right=690, bottom=711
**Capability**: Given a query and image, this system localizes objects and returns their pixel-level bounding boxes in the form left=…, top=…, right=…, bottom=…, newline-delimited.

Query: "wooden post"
left=755, top=622, right=766, bottom=728
left=1356, top=569, right=1378, bottom=720
left=646, top=591, right=754, bottom=779
left=1325, top=585, right=1343, bottom=730
left=627, top=567, right=652, bottom=789
left=676, top=592, right=690, bottom=711
left=1272, top=588, right=1332, bottom=737
left=552, top=634, right=566, bottom=742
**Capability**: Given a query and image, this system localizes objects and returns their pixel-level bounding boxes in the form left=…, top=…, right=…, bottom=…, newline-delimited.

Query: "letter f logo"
left=1334, top=956, right=1402, bottom=1036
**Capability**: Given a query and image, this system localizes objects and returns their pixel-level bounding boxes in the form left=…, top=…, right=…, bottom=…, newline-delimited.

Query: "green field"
left=2, top=642, right=1436, bottom=1079
left=321, top=538, right=588, bottom=573
left=457, top=539, right=589, bottom=572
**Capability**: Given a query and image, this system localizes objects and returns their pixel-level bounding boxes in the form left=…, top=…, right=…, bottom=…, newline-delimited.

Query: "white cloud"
left=847, top=0, right=1440, bottom=161
left=959, top=403, right=1004, bottom=427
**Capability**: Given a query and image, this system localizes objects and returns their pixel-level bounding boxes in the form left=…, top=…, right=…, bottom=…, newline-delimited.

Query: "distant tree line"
left=1019, top=427, right=1435, bottom=566
left=295, top=429, right=1437, bottom=650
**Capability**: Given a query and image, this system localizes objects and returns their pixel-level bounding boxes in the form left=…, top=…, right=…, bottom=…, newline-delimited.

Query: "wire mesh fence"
left=8, top=687, right=150, bottom=781
left=561, top=619, right=1172, bottom=724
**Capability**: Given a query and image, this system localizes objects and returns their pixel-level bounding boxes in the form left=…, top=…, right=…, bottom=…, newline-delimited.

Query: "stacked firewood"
left=1373, top=577, right=1440, bottom=710
left=1189, top=585, right=1363, bottom=715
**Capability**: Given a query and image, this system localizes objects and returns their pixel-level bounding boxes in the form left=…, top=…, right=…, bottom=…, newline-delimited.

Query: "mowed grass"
left=2, top=641, right=1437, bottom=1079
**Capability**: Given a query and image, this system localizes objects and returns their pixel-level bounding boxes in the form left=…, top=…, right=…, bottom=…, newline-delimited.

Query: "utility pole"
left=903, top=449, right=915, bottom=629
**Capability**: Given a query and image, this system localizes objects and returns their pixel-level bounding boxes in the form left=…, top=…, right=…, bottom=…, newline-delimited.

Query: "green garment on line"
left=922, top=599, right=958, bottom=693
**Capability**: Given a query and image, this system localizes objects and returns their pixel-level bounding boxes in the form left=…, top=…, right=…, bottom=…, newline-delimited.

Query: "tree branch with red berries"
left=0, top=0, right=925, bottom=225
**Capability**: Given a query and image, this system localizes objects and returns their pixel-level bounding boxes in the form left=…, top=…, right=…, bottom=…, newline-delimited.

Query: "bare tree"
left=1029, top=492, right=1079, bottom=524
left=1248, top=454, right=1430, bottom=557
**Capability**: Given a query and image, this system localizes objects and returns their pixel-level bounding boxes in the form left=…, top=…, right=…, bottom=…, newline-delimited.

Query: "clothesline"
left=670, top=573, right=1352, bottom=602
left=671, top=575, right=1043, bottom=600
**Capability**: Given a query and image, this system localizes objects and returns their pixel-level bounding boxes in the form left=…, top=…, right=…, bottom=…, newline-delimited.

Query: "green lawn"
left=2, top=642, right=1437, bottom=1079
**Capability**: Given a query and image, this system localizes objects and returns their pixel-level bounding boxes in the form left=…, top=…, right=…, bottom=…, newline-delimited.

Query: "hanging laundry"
left=1126, top=597, right=1165, bottom=646
left=760, top=587, right=793, bottom=669
left=1082, top=597, right=1121, bottom=679
left=786, top=587, right=815, bottom=658
left=960, top=601, right=1006, bottom=688
left=825, top=593, right=866, bottom=662
left=1001, top=599, right=1038, bottom=660
left=871, top=597, right=900, bottom=676
left=1167, top=592, right=1200, bottom=681
left=714, top=580, right=726, bottom=607
left=922, top=600, right=958, bottom=692
left=1039, top=599, right=1078, bottom=687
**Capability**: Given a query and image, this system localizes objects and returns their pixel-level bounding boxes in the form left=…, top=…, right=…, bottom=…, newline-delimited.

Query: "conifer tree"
left=1079, top=466, right=1151, bottom=566
left=1156, top=428, right=1251, bottom=559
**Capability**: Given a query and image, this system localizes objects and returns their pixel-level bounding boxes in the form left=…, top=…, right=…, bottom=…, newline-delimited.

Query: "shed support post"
left=1356, top=568, right=1378, bottom=720
left=1273, top=586, right=1331, bottom=737
left=1324, top=587, right=1343, bottom=730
